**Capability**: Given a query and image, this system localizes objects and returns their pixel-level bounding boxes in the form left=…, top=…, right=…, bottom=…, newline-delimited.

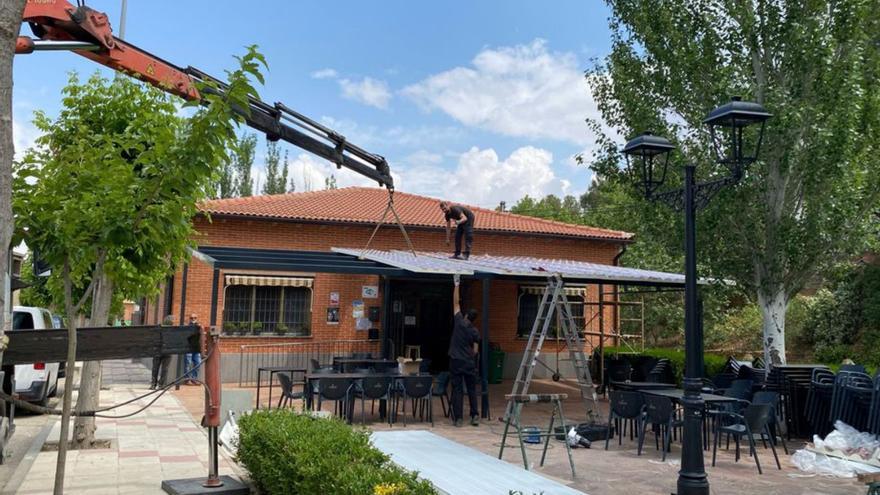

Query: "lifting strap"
left=359, top=188, right=417, bottom=258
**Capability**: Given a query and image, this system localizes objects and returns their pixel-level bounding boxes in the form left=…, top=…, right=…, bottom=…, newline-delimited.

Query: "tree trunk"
left=758, top=288, right=787, bottom=367
left=72, top=273, right=114, bottom=448
left=0, top=0, right=25, bottom=359
left=55, top=267, right=78, bottom=495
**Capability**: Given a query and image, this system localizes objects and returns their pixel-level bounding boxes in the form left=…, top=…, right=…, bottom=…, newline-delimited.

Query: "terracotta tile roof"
left=198, top=187, right=633, bottom=241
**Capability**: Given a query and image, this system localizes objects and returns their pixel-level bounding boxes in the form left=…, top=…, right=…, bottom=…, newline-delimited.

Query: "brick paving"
left=11, top=384, right=244, bottom=494
left=100, top=359, right=152, bottom=387
left=172, top=378, right=864, bottom=495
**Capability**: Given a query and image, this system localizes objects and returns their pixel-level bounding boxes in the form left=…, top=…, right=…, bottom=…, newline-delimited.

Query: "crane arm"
left=16, top=0, right=394, bottom=188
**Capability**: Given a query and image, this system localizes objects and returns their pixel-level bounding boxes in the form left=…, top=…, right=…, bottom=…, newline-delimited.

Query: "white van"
left=9, top=306, right=60, bottom=406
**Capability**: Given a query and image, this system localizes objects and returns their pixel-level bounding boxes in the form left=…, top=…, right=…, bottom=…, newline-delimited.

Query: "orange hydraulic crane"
left=16, top=0, right=395, bottom=189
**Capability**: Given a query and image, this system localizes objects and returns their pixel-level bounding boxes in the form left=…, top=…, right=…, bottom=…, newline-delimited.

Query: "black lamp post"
left=622, top=97, right=771, bottom=495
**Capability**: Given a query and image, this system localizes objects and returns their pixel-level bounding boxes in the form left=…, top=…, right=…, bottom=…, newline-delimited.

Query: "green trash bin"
left=489, top=348, right=505, bottom=384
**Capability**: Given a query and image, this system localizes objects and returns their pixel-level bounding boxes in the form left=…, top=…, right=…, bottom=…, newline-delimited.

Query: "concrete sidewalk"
left=6, top=384, right=245, bottom=494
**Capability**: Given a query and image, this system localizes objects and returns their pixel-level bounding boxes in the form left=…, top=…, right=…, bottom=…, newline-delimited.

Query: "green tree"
left=215, top=154, right=236, bottom=199
left=14, top=47, right=264, bottom=493
left=262, top=141, right=289, bottom=194
left=584, top=0, right=880, bottom=366
left=234, top=133, right=257, bottom=197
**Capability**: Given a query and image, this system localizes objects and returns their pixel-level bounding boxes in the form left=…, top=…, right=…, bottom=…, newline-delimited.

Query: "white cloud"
left=396, top=146, right=568, bottom=208
left=319, top=116, right=462, bottom=150
left=286, top=153, right=382, bottom=192
left=311, top=68, right=338, bottom=79
left=338, top=77, right=392, bottom=110
left=13, top=117, right=40, bottom=160
left=403, top=39, right=602, bottom=146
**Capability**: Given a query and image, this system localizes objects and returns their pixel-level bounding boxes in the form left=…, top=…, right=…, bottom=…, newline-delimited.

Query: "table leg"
left=256, top=370, right=262, bottom=411
left=267, top=371, right=274, bottom=410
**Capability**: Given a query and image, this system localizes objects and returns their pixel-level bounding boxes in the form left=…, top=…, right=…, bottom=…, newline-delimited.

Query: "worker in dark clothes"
left=440, top=201, right=475, bottom=260
left=449, top=274, right=481, bottom=427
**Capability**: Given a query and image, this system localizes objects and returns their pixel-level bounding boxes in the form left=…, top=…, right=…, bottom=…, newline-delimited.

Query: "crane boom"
left=16, top=0, right=394, bottom=188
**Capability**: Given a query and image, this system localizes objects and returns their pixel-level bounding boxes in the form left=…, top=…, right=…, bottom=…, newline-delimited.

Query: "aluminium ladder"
left=503, top=274, right=600, bottom=424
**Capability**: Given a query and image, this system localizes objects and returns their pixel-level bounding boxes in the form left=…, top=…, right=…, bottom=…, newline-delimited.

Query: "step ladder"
left=503, top=274, right=599, bottom=424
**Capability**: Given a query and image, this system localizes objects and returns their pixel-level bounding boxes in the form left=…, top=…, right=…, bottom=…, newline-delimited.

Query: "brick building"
left=143, top=187, right=685, bottom=385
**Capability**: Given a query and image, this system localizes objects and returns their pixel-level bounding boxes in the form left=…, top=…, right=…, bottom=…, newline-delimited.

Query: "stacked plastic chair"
left=804, top=368, right=835, bottom=437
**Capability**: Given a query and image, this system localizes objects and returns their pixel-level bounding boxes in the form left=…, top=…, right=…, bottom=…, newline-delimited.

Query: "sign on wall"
left=329, top=291, right=340, bottom=306
left=361, top=285, right=379, bottom=299
left=326, top=307, right=340, bottom=325
left=352, top=299, right=365, bottom=319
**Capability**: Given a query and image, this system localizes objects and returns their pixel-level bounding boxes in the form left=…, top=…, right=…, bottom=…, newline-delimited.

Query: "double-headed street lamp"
left=622, top=97, right=771, bottom=495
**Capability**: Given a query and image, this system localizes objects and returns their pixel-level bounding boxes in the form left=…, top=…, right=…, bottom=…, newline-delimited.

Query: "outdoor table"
left=333, top=358, right=399, bottom=372
left=305, top=371, right=432, bottom=422
left=639, top=388, right=741, bottom=450
left=256, top=366, right=307, bottom=410
left=611, top=381, right=675, bottom=391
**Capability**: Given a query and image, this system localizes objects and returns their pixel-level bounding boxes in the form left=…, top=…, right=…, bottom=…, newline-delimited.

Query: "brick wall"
left=148, top=215, right=624, bottom=357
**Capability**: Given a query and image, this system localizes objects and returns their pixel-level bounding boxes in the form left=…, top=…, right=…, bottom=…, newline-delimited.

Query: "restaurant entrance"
left=387, top=280, right=453, bottom=374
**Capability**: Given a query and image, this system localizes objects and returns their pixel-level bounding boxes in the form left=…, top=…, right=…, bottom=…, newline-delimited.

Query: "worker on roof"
left=440, top=201, right=475, bottom=260
left=449, top=274, right=481, bottom=427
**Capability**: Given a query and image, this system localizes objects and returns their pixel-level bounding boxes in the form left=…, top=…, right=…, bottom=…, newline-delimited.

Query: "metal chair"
left=712, top=403, right=781, bottom=474
left=638, top=394, right=682, bottom=461
left=605, top=390, right=644, bottom=450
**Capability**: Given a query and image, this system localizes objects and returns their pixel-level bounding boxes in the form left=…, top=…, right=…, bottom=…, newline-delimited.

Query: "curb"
left=0, top=417, right=56, bottom=495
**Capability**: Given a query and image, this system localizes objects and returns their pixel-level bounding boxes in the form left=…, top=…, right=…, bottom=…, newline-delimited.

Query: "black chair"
left=394, top=376, right=434, bottom=426
left=868, top=375, right=880, bottom=436
left=353, top=376, right=392, bottom=425
left=351, top=352, right=372, bottom=360
left=430, top=372, right=451, bottom=418
left=805, top=368, right=835, bottom=436
left=638, top=394, right=682, bottom=461
left=840, top=364, right=867, bottom=374
left=721, top=379, right=754, bottom=402
left=752, top=391, right=788, bottom=454
left=275, top=372, right=305, bottom=409
left=605, top=391, right=644, bottom=450
left=419, top=359, right=433, bottom=374
left=607, top=361, right=633, bottom=384
left=646, top=359, right=672, bottom=384
left=316, top=377, right=353, bottom=421
left=712, top=403, right=781, bottom=474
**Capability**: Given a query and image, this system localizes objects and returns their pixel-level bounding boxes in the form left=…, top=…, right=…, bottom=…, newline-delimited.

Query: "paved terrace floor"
left=173, top=378, right=864, bottom=495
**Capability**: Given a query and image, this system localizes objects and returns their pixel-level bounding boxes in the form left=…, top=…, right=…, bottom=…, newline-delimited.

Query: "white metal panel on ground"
left=332, top=247, right=687, bottom=285
left=371, top=430, right=586, bottom=495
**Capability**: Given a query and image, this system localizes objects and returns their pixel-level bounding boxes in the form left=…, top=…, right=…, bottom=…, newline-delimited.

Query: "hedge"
left=601, top=347, right=728, bottom=385
left=237, top=410, right=437, bottom=495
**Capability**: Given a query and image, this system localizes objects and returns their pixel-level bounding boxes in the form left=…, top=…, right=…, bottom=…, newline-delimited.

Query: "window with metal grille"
left=224, top=286, right=252, bottom=329
left=222, top=284, right=313, bottom=335
left=253, top=286, right=281, bottom=332
left=516, top=291, right=585, bottom=338
left=282, top=287, right=311, bottom=336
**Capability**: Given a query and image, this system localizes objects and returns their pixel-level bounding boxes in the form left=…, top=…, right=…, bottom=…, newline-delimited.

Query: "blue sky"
left=13, top=0, right=614, bottom=208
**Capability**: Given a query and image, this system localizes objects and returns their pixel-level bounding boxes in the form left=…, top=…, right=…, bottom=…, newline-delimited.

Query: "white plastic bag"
left=791, top=449, right=879, bottom=478
left=219, top=410, right=240, bottom=456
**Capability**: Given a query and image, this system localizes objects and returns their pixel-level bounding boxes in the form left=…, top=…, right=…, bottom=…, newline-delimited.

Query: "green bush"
left=603, top=346, right=728, bottom=384
left=237, top=410, right=436, bottom=495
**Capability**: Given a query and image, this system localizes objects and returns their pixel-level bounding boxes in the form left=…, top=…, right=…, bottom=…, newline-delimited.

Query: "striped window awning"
left=225, top=275, right=313, bottom=288
left=521, top=286, right=587, bottom=297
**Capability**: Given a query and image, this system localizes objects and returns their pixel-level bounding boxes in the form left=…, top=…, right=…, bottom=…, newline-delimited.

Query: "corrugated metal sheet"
left=332, top=248, right=686, bottom=286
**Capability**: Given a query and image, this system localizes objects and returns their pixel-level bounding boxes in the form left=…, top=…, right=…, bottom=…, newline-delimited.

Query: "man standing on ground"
left=440, top=201, right=475, bottom=260
left=449, top=274, right=480, bottom=427
left=184, top=313, right=201, bottom=385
